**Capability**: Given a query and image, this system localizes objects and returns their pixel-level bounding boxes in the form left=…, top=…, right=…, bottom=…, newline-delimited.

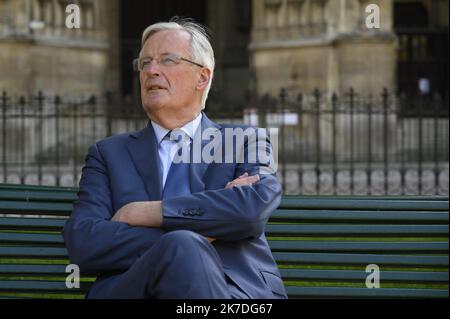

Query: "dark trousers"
left=87, top=230, right=248, bottom=299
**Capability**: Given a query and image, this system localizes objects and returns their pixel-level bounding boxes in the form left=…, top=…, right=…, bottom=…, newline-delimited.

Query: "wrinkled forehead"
left=140, top=29, right=192, bottom=57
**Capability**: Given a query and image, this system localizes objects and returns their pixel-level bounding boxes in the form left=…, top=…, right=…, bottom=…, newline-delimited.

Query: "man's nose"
left=143, top=61, right=161, bottom=77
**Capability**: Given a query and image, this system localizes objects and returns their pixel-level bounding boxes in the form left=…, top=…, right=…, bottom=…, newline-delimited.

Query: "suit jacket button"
left=180, top=209, right=189, bottom=216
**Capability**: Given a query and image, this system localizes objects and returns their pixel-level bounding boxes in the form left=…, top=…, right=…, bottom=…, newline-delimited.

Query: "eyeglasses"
left=133, top=53, right=204, bottom=72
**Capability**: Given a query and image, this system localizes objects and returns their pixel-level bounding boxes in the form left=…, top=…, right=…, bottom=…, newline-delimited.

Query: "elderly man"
left=63, top=18, right=286, bottom=299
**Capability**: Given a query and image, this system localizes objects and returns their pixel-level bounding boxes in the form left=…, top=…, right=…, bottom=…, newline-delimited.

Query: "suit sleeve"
left=62, top=143, right=166, bottom=275
left=161, top=130, right=282, bottom=241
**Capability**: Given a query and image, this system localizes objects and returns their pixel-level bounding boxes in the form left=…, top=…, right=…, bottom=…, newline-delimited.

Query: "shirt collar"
left=151, top=112, right=202, bottom=144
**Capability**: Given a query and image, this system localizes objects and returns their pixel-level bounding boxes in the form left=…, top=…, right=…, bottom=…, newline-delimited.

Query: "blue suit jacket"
left=62, top=113, right=287, bottom=298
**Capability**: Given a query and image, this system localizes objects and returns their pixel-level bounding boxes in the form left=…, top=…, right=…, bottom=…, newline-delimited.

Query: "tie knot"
left=165, top=129, right=190, bottom=144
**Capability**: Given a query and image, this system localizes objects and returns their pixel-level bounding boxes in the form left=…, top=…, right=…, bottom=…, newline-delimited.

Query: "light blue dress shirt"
left=151, top=113, right=202, bottom=188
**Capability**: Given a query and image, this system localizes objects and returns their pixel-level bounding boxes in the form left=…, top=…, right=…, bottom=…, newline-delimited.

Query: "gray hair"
left=140, top=18, right=215, bottom=109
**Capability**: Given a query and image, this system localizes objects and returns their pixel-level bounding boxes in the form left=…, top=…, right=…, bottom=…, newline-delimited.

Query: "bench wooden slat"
left=279, top=269, right=449, bottom=283
left=2, top=233, right=447, bottom=253
left=269, top=240, right=449, bottom=253
left=270, top=210, right=449, bottom=223
left=279, top=198, right=449, bottom=211
left=285, top=286, right=449, bottom=298
left=0, top=264, right=446, bottom=284
left=265, top=224, right=449, bottom=236
left=0, top=247, right=68, bottom=258
left=0, top=201, right=72, bottom=215
left=0, top=190, right=77, bottom=202
left=0, top=232, right=64, bottom=244
left=0, top=264, right=68, bottom=274
left=0, top=184, right=77, bottom=192
left=0, top=280, right=91, bottom=292
left=273, top=252, right=449, bottom=266
left=0, top=217, right=66, bottom=229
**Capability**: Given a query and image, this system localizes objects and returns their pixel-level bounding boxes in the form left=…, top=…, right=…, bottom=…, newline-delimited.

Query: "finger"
left=238, top=175, right=260, bottom=183
left=246, top=174, right=259, bottom=181
left=228, top=174, right=248, bottom=184
left=232, top=175, right=260, bottom=186
left=226, top=174, right=259, bottom=188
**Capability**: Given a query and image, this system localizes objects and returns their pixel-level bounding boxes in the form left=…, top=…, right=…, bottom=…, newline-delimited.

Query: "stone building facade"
left=251, top=0, right=397, bottom=96
left=250, top=0, right=448, bottom=97
left=0, top=0, right=119, bottom=96
left=0, top=0, right=448, bottom=102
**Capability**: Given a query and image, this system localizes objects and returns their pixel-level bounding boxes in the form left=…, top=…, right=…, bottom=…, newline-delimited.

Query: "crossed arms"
left=111, top=172, right=260, bottom=242
left=62, top=135, right=281, bottom=275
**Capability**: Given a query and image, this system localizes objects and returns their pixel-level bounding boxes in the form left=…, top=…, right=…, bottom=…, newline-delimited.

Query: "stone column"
left=333, top=0, right=397, bottom=94
left=250, top=0, right=397, bottom=96
left=12, top=0, right=32, bottom=35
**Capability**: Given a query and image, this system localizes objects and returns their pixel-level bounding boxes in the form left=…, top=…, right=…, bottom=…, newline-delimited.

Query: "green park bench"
left=0, top=183, right=448, bottom=299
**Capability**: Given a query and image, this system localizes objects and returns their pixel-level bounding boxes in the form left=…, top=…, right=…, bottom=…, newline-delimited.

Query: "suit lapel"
left=126, top=122, right=163, bottom=200
left=189, top=112, right=222, bottom=193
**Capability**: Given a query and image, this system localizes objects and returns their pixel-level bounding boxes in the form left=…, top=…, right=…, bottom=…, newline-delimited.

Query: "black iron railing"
left=0, top=89, right=448, bottom=195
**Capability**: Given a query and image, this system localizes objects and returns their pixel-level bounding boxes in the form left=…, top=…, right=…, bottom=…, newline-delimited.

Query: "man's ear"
left=196, top=68, right=211, bottom=91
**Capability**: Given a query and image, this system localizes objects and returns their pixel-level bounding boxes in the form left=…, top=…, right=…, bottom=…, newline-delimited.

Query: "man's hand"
left=112, top=201, right=215, bottom=243
left=112, top=201, right=163, bottom=227
left=225, top=172, right=260, bottom=189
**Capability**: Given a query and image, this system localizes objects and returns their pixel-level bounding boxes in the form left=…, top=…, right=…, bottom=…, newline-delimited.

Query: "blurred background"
left=0, top=0, right=448, bottom=195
